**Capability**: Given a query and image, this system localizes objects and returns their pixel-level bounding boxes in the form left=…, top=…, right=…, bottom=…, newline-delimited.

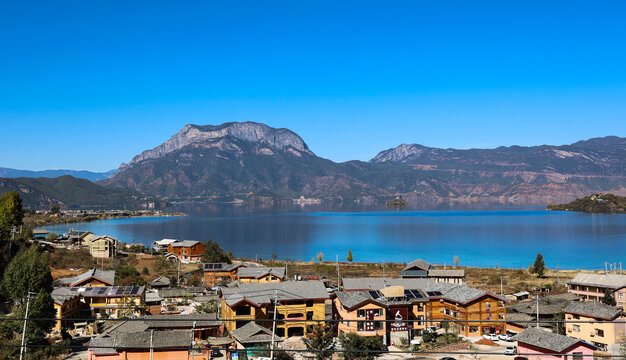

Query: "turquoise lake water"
left=43, top=208, right=626, bottom=269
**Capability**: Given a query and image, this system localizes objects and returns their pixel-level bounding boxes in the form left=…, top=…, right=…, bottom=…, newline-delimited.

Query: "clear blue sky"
left=1, top=1, right=625, bottom=171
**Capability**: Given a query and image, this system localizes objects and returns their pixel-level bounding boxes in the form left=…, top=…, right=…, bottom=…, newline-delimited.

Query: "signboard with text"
left=389, top=307, right=408, bottom=332
left=365, top=309, right=376, bottom=331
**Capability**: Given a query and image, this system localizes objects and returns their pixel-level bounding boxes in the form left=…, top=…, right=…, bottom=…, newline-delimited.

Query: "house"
left=167, top=240, right=206, bottom=262
left=334, top=286, right=428, bottom=345
left=68, top=230, right=95, bottom=245
left=564, top=301, right=625, bottom=352
left=145, top=290, right=163, bottom=315
left=51, top=287, right=83, bottom=331
left=507, top=296, right=572, bottom=331
left=341, top=278, right=506, bottom=337
left=513, top=327, right=597, bottom=360
left=567, top=273, right=626, bottom=307
left=204, top=262, right=252, bottom=287
left=102, top=314, right=221, bottom=340
left=220, top=281, right=329, bottom=338
left=150, top=275, right=171, bottom=289
left=399, top=259, right=465, bottom=284
left=158, top=287, right=204, bottom=304
left=88, top=235, right=118, bottom=258
left=237, top=267, right=286, bottom=283
left=58, top=268, right=115, bottom=287
left=152, top=238, right=179, bottom=252
left=32, top=229, right=49, bottom=240
left=56, top=285, right=145, bottom=318
left=88, top=330, right=208, bottom=360
left=230, top=321, right=284, bottom=355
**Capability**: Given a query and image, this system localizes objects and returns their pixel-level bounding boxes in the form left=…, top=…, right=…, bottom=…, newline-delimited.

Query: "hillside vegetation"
left=548, top=193, right=626, bottom=213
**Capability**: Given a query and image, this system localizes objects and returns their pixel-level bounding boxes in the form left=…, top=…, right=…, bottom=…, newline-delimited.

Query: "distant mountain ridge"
left=102, top=122, right=626, bottom=206
left=0, top=167, right=114, bottom=182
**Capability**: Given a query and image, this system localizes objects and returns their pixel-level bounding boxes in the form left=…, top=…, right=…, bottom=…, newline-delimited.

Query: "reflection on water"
left=43, top=205, right=626, bottom=269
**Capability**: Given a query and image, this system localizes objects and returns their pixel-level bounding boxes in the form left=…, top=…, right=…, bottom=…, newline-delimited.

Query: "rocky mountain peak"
left=370, top=143, right=429, bottom=163
left=120, top=122, right=312, bottom=170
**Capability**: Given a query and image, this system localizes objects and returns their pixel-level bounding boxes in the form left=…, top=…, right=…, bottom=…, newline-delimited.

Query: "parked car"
left=504, top=346, right=517, bottom=355
left=499, top=333, right=512, bottom=341
left=482, top=333, right=492, bottom=339
left=489, top=334, right=499, bottom=341
left=439, top=357, right=456, bottom=360
left=513, top=357, right=529, bottom=360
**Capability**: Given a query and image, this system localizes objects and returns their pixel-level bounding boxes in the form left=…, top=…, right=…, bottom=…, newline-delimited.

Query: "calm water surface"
left=43, top=207, right=626, bottom=269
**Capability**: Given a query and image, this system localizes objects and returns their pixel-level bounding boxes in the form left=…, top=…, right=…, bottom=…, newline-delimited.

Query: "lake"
left=43, top=207, right=626, bottom=269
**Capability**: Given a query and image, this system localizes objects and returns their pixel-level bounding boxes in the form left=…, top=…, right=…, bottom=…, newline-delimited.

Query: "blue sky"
left=1, top=1, right=625, bottom=171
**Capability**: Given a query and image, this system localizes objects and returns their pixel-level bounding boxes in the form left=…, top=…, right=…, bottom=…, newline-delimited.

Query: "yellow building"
left=334, top=286, right=428, bottom=345
left=237, top=267, right=286, bottom=283
left=59, top=285, right=145, bottom=319
left=51, top=287, right=83, bottom=331
left=564, top=301, right=625, bottom=352
left=204, top=263, right=249, bottom=287
left=88, top=235, right=118, bottom=258
left=220, top=281, right=329, bottom=338
left=58, top=268, right=115, bottom=287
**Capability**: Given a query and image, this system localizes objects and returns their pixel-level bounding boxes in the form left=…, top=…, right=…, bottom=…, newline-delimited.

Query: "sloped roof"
left=567, top=273, right=626, bottom=290
left=102, top=320, right=150, bottom=335
left=237, top=267, right=286, bottom=279
left=150, top=276, right=171, bottom=287
left=564, top=301, right=622, bottom=320
left=145, top=291, right=163, bottom=303
left=505, top=312, right=534, bottom=323
left=342, top=278, right=433, bottom=291
left=143, top=313, right=220, bottom=328
left=170, top=240, right=202, bottom=248
left=221, top=281, right=329, bottom=307
left=513, top=327, right=591, bottom=352
left=230, top=322, right=284, bottom=344
left=158, top=287, right=204, bottom=298
left=51, top=287, right=80, bottom=305
left=116, top=330, right=193, bottom=349
left=89, top=235, right=117, bottom=242
left=63, top=285, right=144, bottom=297
left=428, top=269, right=465, bottom=278
left=402, top=259, right=433, bottom=272
left=335, top=291, right=381, bottom=309
left=59, top=268, right=115, bottom=287
left=90, top=336, right=117, bottom=355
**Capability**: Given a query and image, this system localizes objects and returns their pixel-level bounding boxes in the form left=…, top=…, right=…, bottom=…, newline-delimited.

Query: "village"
left=28, top=228, right=626, bottom=360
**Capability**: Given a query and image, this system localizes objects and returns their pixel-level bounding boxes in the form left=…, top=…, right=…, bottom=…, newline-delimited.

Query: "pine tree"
left=346, top=250, right=353, bottom=262
left=303, top=324, right=335, bottom=360
left=533, top=253, right=545, bottom=278
left=602, top=290, right=617, bottom=306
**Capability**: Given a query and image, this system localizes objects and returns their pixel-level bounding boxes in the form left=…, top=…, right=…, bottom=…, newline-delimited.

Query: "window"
left=374, top=309, right=383, bottom=317
left=573, top=325, right=580, bottom=332
left=235, top=306, right=251, bottom=316
left=307, top=311, right=313, bottom=320
left=573, top=352, right=583, bottom=360
left=596, top=329, right=604, bottom=337
left=357, top=322, right=365, bottom=331
left=573, top=314, right=580, bottom=320
left=499, top=314, right=505, bottom=320
left=619, top=293, right=624, bottom=299
left=357, top=310, right=365, bottom=318
left=417, top=315, right=424, bottom=325
left=306, top=300, right=313, bottom=307
left=469, top=326, right=478, bottom=333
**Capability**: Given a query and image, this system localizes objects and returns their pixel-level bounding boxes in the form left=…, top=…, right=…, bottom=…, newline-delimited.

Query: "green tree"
left=154, top=257, right=176, bottom=278
left=441, top=320, right=450, bottom=334
left=115, top=264, right=147, bottom=286
left=338, top=333, right=383, bottom=360
left=303, top=324, right=335, bottom=360
left=49, top=205, right=60, bottom=214
left=602, top=290, right=617, bottom=306
left=421, top=330, right=437, bottom=343
left=0, top=192, right=24, bottom=240
left=195, top=301, right=218, bottom=314
left=201, top=240, right=232, bottom=263
left=533, top=253, right=545, bottom=278
left=3, top=246, right=53, bottom=300
left=46, top=232, right=59, bottom=241
left=346, top=250, right=353, bottom=262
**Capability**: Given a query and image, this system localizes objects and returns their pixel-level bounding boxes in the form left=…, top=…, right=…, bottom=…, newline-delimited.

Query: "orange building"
left=237, top=267, right=286, bottom=283
left=204, top=262, right=250, bottom=287
left=167, top=240, right=206, bottom=262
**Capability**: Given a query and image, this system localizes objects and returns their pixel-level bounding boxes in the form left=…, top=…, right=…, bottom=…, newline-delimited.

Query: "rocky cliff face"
left=118, top=122, right=311, bottom=172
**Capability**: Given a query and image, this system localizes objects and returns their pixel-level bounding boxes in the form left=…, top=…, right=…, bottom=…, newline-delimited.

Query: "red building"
left=167, top=240, right=206, bottom=262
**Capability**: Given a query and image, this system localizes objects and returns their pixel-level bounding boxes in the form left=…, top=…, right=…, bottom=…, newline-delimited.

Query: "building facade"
left=237, top=267, right=286, bottom=283
left=167, top=240, right=206, bottom=262
left=564, top=301, right=625, bottom=352
left=514, top=327, right=597, bottom=360
left=567, top=273, right=626, bottom=308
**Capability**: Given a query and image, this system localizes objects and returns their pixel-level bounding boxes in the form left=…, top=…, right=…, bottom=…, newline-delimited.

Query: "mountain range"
left=0, top=167, right=114, bottom=182
left=97, top=122, right=626, bottom=206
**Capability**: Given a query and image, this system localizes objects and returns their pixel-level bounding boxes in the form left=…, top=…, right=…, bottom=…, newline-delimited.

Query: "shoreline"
left=27, top=211, right=187, bottom=228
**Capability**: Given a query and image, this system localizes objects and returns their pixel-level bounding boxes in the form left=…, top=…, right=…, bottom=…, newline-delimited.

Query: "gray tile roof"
left=237, top=267, right=286, bottom=279
left=505, top=312, right=534, bottom=323
left=342, top=278, right=434, bottom=291
left=230, top=322, right=283, bottom=344
left=116, top=330, right=193, bottom=349
left=335, top=291, right=378, bottom=309
left=563, top=301, right=622, bottom=320
left=158, top=287, right=204, bottom=298
left=59, top=268, right=115, bottom=286
left=170, top=240, right=201, bottom=248
left=427, top=269, right=465, bottom=278
left=513, top=327, right=587, bottom=352
left=143, top=313, right=221, bottom=328
left=335, top=289, right=427, bottom=309
left=51, top=287, right=79, bottom=305
left=145, top=290, right=163, bottom=303
left=102, top=320, right=150, bottom=335
left=567, top=273, right=626, bottom=290
left=90, top=336, right=117, bottom=354
left=221, top=281, right=329, bottom=307
left=402, top=259, right=432, bottom=272
left=150, top=276, right=171, bottom=287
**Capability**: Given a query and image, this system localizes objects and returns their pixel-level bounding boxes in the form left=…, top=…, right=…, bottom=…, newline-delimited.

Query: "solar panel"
left=215, top=263, right=223, bottom=269
left=404, top=290, right=415, bottom=299
left=427, top=291, right=442, bottom=297
left=98, top=288, right=107, bottom=295
left=411, top=290, right=424, bottom=298
left=116, top=287, right=125, bottom=295
left=369, top=290, right=380, bottom=299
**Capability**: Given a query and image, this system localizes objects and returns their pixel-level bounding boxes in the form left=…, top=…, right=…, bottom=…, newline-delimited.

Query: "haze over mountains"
left=97, top=122, right=626, bottom=206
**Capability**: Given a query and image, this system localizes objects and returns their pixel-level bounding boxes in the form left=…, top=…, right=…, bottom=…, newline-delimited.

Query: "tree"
left=49, top=205, right=60, bottom=214
left=316, top=252, right=324, bottom=262
left=115, top=264, right=147, bottom=286
left=46, top=232, right=59, bottom=241
left=338, top=333, right=383, bottom=360
left=154, top=257, right=176, bottom=278
left=3, top=246, right=53, bottom=300
left=453, top=255, right=460, bottom=268
left=201, top=240, right=232, bottom=263
left=195, top=301, right=218, bottom=314
left=303, top=324, right=335, bottom=360
left=441, top=320, right=450, bottom=334
left=346, top=250, right=353, bottom=262
left=421, top=330, right=437, bottom=343
left=0, top=192, right=24, bottom=240
left=533, top=253, right=545, bottom=278
left=602, top=290, right=617, bottom=306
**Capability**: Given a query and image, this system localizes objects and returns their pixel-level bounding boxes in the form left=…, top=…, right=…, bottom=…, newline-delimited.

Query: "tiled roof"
left=402, top=259, right=433, bottom=272
left=170, top=240, right=201, bottom=248
left=237, top=267, right=286, bottom=279
left=145, top=290, right=163, bottom=303
left=117, top=330, right=193, bottom=349
left=62, top=285, right=144, bottom=297
left=427, top=269, right=465, bottom=278
left=513, top=327, right=588, bottom=352
left=90, top=336, right=117, bottom=355
left=150, top=276, right=171, bottom=287
left=567, top=273, right=626, bottom=290
left=342, top=278, right=434, bottom=291
left=143, top=313, right=221, bottom=328
left=158, top=287, right=204, bottom=298
left=59, top=268, right=115, bottom=287
left=230, top=322, right=283, bottom=344
left=563, top=301, right=622, bottom=320
left=51, top=287, right=79, bottom=305
left=221, top=281, right=329, bottom=307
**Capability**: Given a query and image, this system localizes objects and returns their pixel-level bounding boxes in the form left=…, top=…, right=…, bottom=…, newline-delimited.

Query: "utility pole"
left=556, top=265, right=560, bottom=287
left=536, top=294, right=539, bottom=329
left=20, top=292, right=35, bottom=360
left=149, top=330, right=154, bottom=360
left=336, top=255, right=340, bottom=287
left=270, top=290, right=278, bottom=360
left=382, top=260, right=385, bottom=279
left=500, top=276, right=503, bottom=295
left=177, top=259, right=180, bottom=287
